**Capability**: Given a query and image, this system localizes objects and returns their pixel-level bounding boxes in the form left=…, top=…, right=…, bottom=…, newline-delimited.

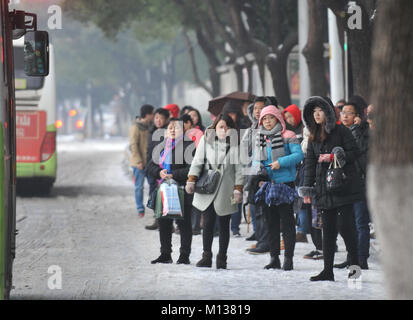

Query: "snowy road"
left=11, top=137, right=387, bottom=300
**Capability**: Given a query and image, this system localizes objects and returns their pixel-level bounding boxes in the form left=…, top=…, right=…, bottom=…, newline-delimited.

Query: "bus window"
left=13, top=46, right=44, bottom=90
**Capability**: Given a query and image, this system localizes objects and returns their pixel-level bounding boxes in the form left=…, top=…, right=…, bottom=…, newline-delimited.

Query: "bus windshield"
left=13, top=46, right=44, bottom=90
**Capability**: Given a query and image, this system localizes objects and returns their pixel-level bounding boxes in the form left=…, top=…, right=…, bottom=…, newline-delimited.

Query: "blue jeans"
left=296, top=208, right=310, bottom=234
left=353, top=200, right=370, bottom=259
left=230, top=204, right=242, bottom=234
left=133, top=167, right=145, bottom=213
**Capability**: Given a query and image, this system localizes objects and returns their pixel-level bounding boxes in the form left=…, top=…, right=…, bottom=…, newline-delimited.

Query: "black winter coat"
left=349, top=121, right=369, bottom=177
left=146, top=138, right=195, bottom=187
left=303, top=124, right=364, bottom=210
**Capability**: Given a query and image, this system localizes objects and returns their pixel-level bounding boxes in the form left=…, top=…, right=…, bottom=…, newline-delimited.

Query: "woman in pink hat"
left=252, top=105, right=303, bottom=271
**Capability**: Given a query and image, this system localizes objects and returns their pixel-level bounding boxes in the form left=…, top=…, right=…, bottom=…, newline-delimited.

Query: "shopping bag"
left=154, top=180, right=184, bottom=220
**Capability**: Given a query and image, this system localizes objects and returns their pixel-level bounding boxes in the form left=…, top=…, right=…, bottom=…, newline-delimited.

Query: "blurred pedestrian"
left=179, top=105, right=194, bottom=117
left=186, top=114, right=244, bottom=269
left=129, top=104, right=154, bottom=217
left=335, top=99, right=346, bottom=110
left=163, top=103, right=180, bottom=118
left=187, top=107, right=206, bottom=132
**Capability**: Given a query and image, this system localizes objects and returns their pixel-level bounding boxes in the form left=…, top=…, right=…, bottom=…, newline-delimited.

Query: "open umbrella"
left=208, top=91, right=255, bottom=117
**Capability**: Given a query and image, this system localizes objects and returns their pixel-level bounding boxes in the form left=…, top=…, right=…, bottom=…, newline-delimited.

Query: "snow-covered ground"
left=11, top=137, right=387, bottom=300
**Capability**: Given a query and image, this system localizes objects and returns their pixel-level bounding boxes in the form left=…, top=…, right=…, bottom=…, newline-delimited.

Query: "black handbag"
left=326, top=155, right=348, bottom=193
left=146, top=186, right=158, bottom=210
left=195, top=145, right=230, bottom=195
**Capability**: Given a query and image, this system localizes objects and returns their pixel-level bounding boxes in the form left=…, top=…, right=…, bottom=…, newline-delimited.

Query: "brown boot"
left=296, top=232, right=308, bottom=243
left=145, top=219, right=159, bottom=230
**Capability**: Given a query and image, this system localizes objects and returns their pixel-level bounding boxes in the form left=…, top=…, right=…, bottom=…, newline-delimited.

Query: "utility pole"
left=298, top=0, right=310, bottom=108
left=327, top=9, right=345, bottom=104
left=86, top=80, right=92, bottom=139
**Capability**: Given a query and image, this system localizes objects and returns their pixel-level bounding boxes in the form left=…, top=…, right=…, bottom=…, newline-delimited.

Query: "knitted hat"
left=283, top=104, right=302, bottom=126
left=163, top=104, right=180, bottom=118
left=258, top=105, right=286, bottom=132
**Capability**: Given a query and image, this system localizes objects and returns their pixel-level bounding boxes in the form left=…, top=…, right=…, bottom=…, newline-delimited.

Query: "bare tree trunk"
left=245, top=60, right=254, bottom=93
left=234, top=64, right=244, bottom=92
left=183, top=31, right=213, bottom=96
left=302, top=0, right=328, bottom=96
left=267, top=54, right=291, bottom=107
left=368, top=0, right=413, bottom=299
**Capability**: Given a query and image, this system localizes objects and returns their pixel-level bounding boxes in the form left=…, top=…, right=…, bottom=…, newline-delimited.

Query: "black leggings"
left=321, top=204, right=359, bottom=271
left=202, top=204, right=232, bottom=256
left=263, top=202, right=296, bottom=258
left=158, top=195, right=193, bottom=256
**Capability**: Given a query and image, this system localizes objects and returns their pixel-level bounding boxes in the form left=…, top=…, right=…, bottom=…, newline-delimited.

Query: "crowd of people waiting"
left=128, top=94, right=375, bottom=281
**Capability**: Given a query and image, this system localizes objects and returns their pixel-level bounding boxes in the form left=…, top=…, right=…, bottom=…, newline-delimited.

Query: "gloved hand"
left=185, top=181, right=195, bottom=194
left=233, top=190, right=243, bottom=204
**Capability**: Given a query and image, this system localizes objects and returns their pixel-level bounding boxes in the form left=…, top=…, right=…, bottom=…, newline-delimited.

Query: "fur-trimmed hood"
left=303, top=96, right=337, bottom=134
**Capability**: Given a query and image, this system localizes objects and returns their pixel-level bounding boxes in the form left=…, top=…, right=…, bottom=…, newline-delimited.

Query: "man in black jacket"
left=337, top=102, right=370, bottom=269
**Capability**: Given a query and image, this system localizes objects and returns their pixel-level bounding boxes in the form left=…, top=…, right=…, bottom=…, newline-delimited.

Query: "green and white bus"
left=14, top=37, right=56, bottom=193
left=0, top=0, right=49, bottom=299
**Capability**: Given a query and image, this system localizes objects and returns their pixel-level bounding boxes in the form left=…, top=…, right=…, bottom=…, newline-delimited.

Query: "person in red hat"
left=163, top=104, right=180, bottom=119
left=282, top=104, right=303, bottom=140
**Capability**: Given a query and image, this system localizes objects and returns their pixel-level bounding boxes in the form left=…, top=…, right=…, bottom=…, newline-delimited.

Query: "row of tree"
left=63, top=0, right=377, bottom=107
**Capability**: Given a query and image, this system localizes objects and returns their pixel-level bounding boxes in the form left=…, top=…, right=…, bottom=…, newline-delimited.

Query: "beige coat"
left=129, top=119, right=150, bottom=167
left=188, top=135, right=243, bottom=216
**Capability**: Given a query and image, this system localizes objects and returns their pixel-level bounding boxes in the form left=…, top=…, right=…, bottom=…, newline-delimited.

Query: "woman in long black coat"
left=298, top=96, right=363, bottom=281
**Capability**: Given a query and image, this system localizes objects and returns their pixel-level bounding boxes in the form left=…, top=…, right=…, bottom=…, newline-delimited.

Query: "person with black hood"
left=298, top=96, right=363, bottom=281
left=222, top=100, right=249, bottom=237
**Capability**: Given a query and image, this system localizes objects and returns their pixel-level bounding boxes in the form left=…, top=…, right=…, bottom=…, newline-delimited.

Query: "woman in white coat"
left=185, top=114, right=244, bottom=269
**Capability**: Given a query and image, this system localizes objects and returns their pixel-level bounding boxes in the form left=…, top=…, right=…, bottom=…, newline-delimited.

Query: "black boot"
left=145, top=219, right=159, bottom=230
left=359, top=258, right=369, bottom=270
left=283, top=257, right=293, bottom=271
left=264, top=256, right=281, bottom=269
left=334, top=258, right=349, bottom=269
left=196, top=251, right=212, bottom=268
left=177, top=253, right=190, bottom=265
left=151, top=253, right=172, bottom=264
left=216, top=253, right=227, bottom=269
left=246, top=233, right=256, bottom=241
left=310, top=269, right=335, bottom=281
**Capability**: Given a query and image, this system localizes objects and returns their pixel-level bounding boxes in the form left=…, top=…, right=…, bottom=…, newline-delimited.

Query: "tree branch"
left=182, top=31, right=213, bottom=96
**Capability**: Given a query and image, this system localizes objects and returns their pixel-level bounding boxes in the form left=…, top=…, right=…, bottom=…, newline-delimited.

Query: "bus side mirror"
left=24, top=31, right=49, bottom=77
